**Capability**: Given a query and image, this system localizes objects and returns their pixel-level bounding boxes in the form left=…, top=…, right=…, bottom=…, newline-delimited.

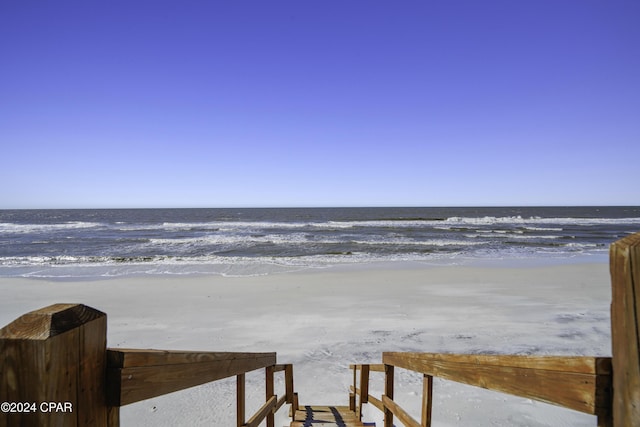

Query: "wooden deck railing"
left=0, top=303, right=296, bottom=427
left=347, top=231, right=640, bottom=427
left=351, top=354, right=612, bottom=427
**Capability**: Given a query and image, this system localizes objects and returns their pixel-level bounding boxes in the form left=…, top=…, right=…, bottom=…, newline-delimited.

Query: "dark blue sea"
left=1, top=207, right=639, bottom=278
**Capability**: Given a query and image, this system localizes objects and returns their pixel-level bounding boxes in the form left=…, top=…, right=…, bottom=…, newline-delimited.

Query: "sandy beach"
left=0, top=261, right=612, bottom=426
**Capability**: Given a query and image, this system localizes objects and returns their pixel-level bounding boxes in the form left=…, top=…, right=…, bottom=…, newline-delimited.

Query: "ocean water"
left=1, top=207, right=639, bottom=278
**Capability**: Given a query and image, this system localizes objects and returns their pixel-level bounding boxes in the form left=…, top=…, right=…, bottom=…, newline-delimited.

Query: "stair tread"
left=289, top=405, right=369, bottom=426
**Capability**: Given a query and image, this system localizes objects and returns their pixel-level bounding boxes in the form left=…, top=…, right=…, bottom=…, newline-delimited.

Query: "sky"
left=1, top=1, right=638, bottom=208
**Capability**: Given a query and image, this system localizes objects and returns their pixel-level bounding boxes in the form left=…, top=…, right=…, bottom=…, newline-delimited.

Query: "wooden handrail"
left=106, top=349, right=276, bottom=406
left=237, top=363, right=295, bottom=427
left=353, top=354, right=613, bottom=427
left=384, top=353, right=612, bottom=416
left=382, top=395, right=419, bottom=427
left=346, top=231, right=640, bottom=427
left=0, top=303, right=296, bottom=427
left=244, top=395, right=277, bottom=427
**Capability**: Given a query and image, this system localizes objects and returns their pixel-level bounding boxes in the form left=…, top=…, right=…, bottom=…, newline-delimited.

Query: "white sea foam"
left=0, top=221, right=103, bottom=233
left=444, top=216, right=640, bottom=226
left=524, top=226, right=564, bottom=231
left=470, top=233, right=561, bottom=240
left=351, top=238, right=485, bottom=247
left=7, top=216, right=634, bottom=235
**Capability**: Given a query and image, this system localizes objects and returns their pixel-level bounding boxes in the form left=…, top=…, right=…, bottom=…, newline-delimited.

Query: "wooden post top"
left=0, top=303, right=105, bottom=340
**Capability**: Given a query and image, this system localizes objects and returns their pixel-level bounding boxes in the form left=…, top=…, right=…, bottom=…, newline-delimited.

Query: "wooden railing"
left=347, top=231, right=640, bottom=427
left=351, top=354, right=612, bottom=427
left=0, top=303, right=296, bottom=427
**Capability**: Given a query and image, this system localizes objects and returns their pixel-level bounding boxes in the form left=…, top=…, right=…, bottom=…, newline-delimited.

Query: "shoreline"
left=0, top=250, right=610, bottom=282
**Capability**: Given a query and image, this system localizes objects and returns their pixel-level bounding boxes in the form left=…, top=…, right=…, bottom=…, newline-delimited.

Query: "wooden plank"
left=0, top=303, right=107, bottom=427
left=384, top=364, right=394, bottom=427
left=382, top=395, right=420, bottom=427
left=272, top=364, right=287, bottom=372
left=368, top=394, right=384, bottom=412
left=295, top=405, right=353, bottom=411
left=610, top=232, right=640, bottom=427
left=293, top=406, right=359, bottom=424
left=352, top=364, right=358, bottom=412
left=274, top=395, right=287, bottom=413
left=292, top=392, right=299, bottom=415
left=422, top=374, right=433, bottom=427
left=107, top=348, right=275, bottom=368
left=350, top=363, right=385, bottom=372
left=383, top=352, right=611, bottom=416
left=360, top=364, right=370, bottom=404
left=107, top=406, right=120, bottom=427
left=285, top=364, right=294, bottom=404
left=291, top=423, right=364, bottom=427
left=244, top=395, right=276, bottom=427
left=384, top=352, right=611, bottom=374
left=78, top=314, right=108, bottom=426
left=107, top=351, right=275, bottom=406
left=237, top=373, right=245, bottom=427
left=266, top=365, right=275, bottom=427
left=292, top=411, right=360, bottom=421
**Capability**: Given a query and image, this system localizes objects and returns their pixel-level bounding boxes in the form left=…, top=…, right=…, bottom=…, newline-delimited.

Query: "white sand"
left=0, top=261, right=612, bottom=426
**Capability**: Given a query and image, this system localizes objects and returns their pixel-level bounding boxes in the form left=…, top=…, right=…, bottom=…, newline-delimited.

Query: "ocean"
left=1, top=206, right=639, bottom=279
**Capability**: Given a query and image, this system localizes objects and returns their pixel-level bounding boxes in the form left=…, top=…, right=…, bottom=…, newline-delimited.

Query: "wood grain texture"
left=0, top=304, right=107, bottom=427
left=237, top=373, right=245, bottom=427
left=610, top=231, right=640, bottom=426
left=382, top=395, right=420, bottom=427
left=0, top=303, right=105, bottom=340
left=285, top=364, right=294, bottom=404
left=421, top=374, right=433, bottom=427
left=244, top=395, right=276, bottom=427
left=383, top=364, right=394, bottom=427
left=107, top=350, right=276, bottom=406
left=266, top=365, right=275, bottom=427
left=290, top=406, right=364, bottom=426
left=383, top=352, right=612, bottom=416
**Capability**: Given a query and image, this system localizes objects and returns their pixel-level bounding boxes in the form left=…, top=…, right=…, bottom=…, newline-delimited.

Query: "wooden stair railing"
left=351, top=354, right=612, bottom=427
left=347, top=231, right=640, bottom=427
left=0, top=303, right=296, bottom=427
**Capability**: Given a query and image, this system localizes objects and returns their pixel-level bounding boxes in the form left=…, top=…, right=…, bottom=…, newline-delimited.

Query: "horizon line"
left=1, top=204, right=638, bottom=210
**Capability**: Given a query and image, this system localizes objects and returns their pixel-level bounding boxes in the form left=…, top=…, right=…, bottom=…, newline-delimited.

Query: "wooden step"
left=290, top=405, right=368, bottom=426
left=290, top=424, right=365, bottom=427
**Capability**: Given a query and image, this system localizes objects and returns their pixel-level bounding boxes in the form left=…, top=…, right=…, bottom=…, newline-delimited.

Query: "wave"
left=0, top=221, right=104, bottom=233
left=443, top=216, right=640, bottom=226
left=3, top=216, right=637, bottom=235
left=143, top=234, right=488, bottom=249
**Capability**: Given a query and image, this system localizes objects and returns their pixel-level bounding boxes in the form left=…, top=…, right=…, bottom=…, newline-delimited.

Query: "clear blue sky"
left=1, top=1, right=638, bottom=208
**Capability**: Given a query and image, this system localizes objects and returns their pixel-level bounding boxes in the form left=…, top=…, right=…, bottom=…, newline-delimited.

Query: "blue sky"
left=1, top=1, right=638, bottom=208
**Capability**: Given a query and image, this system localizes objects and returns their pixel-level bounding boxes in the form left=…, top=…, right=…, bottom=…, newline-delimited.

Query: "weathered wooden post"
left=422, top=374, right=433, bottom=427
left=610, top=232, right=640, bottom=426
left=383, top=364, right=394, bottom=427
left=0, top=303, right=108, bottom=427
left=357, top=364, right=369, bottom=420
left=237, top=373, right=245, bottom=427
left=266, top=365, right=275, bottom=427
left=285, top=364, right=294, bottom=404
